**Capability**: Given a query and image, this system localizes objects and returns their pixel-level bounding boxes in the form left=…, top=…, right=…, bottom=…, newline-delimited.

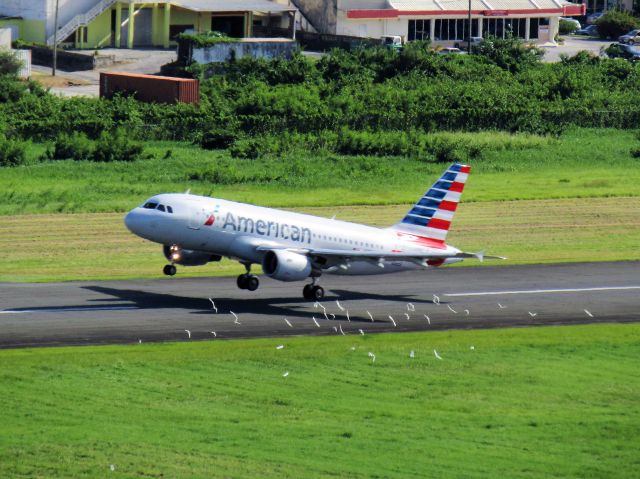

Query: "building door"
left=120, top=8, right=153, bottom=46
left=212, top=15, right=245, bottom=38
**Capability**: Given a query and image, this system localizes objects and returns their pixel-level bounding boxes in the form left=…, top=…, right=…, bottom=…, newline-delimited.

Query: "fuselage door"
left=188, top=206, right=205, bottom=230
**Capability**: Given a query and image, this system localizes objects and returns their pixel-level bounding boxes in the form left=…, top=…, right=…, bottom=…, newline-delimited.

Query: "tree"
left=596, top=11, right=639, bottom=39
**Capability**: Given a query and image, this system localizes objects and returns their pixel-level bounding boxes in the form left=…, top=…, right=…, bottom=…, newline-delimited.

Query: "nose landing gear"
left=163, top=264, right=177, bottom=276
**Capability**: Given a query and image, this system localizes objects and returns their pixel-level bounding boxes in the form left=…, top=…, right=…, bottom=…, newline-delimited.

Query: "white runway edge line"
left=444, top=286, right=640, bottom=297
left=0, top=306, right=139, bottom=314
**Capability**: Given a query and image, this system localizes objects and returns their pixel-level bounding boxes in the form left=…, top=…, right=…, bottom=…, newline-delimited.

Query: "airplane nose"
left=124, top=209, right=141, bottom=233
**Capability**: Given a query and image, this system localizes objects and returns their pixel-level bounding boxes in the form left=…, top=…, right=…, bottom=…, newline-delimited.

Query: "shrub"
left=0, top=134, right=27, bottom=166
left=0, top=50, right=22, bottom=76
left=0, top=75, right=27, bottom=102
left=93, top=129, right=144, bottom=162
left=50, top=131, right=94, bottom=161
left=200, top=127, right=240, bottom=149
left=559, top=20, right=580, bottom=35
left=596, top=11, right=639, bottom=39
left=630, top=147, right=640, bottom=158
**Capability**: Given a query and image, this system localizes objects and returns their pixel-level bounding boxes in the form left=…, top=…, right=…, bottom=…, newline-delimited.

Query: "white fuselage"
left=124, top=193, right=461, bottom=276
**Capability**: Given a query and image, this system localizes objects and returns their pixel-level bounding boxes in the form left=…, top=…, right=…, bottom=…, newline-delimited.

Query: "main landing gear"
left=303, top=278, right=324, bottom=300
left=237, top=263, right=259, bottom=291
left=163, top=264, right=177, bottom=276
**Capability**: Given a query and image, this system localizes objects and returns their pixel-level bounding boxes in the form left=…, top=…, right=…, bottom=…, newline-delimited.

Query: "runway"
left=1, top=261, right=639, bottom=348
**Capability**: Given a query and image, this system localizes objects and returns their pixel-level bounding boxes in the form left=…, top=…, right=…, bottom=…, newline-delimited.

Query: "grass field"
left=1, top=128, right=639, bottom=215
left=0, top=324, right=638, bottom=478
left=1, top=196, right=638, bottom=282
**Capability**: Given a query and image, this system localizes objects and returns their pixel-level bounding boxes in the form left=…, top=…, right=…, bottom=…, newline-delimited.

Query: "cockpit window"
left=167, top=206, right=173, bottom=213
left=143, top=202, right=158, bottom=209
left=157, top=204, right=166, bottom=212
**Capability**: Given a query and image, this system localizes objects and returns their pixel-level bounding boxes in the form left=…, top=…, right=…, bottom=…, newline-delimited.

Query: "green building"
left=0, top=0, right=297, bottom=49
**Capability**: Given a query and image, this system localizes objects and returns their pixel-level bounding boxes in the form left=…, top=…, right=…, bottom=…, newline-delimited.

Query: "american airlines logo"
left=221, top=212, right=312, bottom=243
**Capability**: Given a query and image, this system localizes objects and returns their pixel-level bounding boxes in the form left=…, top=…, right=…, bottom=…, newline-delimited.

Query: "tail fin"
left=391, top=163, right=471, bottom=243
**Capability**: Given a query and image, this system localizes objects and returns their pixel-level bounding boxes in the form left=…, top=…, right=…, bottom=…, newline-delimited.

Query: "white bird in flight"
left=359, top=329, right=365, bottom=335
left=464, top=309, right=470, bottom=316
left=138, top=339, right=142, bottom=344
left=528, top=311, right=537, bottom=317
left=346, top=310, right=351, bottom=322
left=282, top=371, right=289, bottom=377
left=404, top=313, right=411, bottom=320
left=208, top=298, right=218, bottom=312
left=284, top=318, right=293, bottom=328
left=433, top=349, right=443, bottom=360
left=338, top=324, right=346, bottom=336
left=470, top=345, right=475, bottom=351
left=312, top=316, right=320, bottom=328
left=409, top=350, right=415, bottom=358
left=407, top=303, right=415, bottom=312
left=109, top=464, right=115, bottom=472
left=329, top=313, right=336, bottom=320
left=388, top=315, right=397, bottom=327
left=276, top=345, right=284, bottom=350
left=584, top=309, right=593, bottom=317
left=447, top=304, right=457, bottom=314
left=368, top=352, right=376, bottom=363
left=433, top=294, right=440, bottom=305
left=366, top=311, right=374, bottom=322
left=424, top=314, right=431, bottom=325
left=210, top=331, right=217, bottom=337
left=498, top=303, right=506, bottom=309
left=184, top=329, right=191, bottom=339
left=231, top=311, right=240, bottom=324
left=336, top=300, right=345, bottom=311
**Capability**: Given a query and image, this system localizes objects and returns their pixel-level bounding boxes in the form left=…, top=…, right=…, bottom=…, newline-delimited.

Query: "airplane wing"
left=256, top=245, right=505, bottom=265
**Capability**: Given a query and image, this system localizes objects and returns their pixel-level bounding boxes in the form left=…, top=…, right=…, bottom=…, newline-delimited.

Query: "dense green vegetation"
left=1, top=324, right=638, bottom=478
left=0, top=128, right=638, bottom=215
left=2, top=38, right=640, bottom=153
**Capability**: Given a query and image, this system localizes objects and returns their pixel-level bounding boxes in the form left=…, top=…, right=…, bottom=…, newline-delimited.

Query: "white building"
left=295, top=0, right=588, bottom=44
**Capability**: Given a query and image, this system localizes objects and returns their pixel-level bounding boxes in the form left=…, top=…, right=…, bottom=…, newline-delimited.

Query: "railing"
left=47, top=0, right=117, bottom=45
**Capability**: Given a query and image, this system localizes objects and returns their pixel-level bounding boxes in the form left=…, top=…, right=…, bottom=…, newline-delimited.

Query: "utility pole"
left=467, top=0, right=472, bottom=53
left=52, top=0, right=59, bottom=76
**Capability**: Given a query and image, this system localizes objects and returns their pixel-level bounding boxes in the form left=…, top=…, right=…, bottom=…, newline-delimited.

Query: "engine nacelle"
left=163, top=245, right=221, bottom=266
left=262, top=250, right=312, bottom=282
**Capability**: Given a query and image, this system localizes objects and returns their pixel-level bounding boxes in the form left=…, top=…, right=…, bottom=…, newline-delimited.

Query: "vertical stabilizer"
left=391, top=163, right=471, bottom=243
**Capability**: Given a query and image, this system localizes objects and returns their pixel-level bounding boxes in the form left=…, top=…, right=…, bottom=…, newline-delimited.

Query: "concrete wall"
left=0, top=27, right=12, bottom=48
left=0, top=19, right=46, bottom=43
left=193, top=40, right=297, bottom=63
left=292, top=0, right=338, bottom=33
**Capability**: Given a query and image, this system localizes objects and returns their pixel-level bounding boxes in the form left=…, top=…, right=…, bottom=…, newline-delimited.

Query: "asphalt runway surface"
left=1, top=261, right=639, bottom=349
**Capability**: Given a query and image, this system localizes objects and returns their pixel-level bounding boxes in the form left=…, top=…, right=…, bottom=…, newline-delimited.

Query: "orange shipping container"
left=99, top=72, right=199, bottom=104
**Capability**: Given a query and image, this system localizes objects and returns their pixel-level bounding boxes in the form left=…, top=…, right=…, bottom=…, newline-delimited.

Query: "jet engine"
left=163, top=245, right=221, bottom=266
left=262, top=250, right=312, bottom=281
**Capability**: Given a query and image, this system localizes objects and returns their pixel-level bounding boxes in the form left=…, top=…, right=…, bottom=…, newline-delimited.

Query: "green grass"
left=0, top=324, right=638, bottom=478
left=1, top=197, right=638, bottom=282
left=1, top=128, right=639, bottom=215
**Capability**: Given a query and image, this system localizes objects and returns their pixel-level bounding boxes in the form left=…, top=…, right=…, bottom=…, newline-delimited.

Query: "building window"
left=434, top=19, right=478, bottom=41
left=483, top=18, right=528, bottom=39
left=529, top=18, right=540, bottom=39
left=408, top=19, right=430, bottom=41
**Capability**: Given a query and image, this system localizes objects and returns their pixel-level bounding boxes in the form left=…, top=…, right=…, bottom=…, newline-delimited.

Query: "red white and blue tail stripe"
left=392, top=163, right=471, bottom=243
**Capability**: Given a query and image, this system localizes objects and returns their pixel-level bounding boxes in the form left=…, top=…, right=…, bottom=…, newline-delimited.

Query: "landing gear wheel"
left=237, top=274, right=259, bottom=291
left=163, top=264, right=177, bottom=276
left=303, top=284, right=324, bottom=300
left=303, top=284, right=314, bottom=300
left=246, top=275, right=259, bottom=291
left=311, top=285, right=325, bottom=300
left=237, top=274, right=248, bottom=289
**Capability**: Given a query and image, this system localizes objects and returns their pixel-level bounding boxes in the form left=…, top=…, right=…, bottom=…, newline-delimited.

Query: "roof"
left=170, top=0, right=296, bottom=12
left=346, top=0, right=584, bottom=17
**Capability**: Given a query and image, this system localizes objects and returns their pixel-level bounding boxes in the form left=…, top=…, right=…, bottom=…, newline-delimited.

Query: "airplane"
left=124, top=163, right=504, bottom=300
